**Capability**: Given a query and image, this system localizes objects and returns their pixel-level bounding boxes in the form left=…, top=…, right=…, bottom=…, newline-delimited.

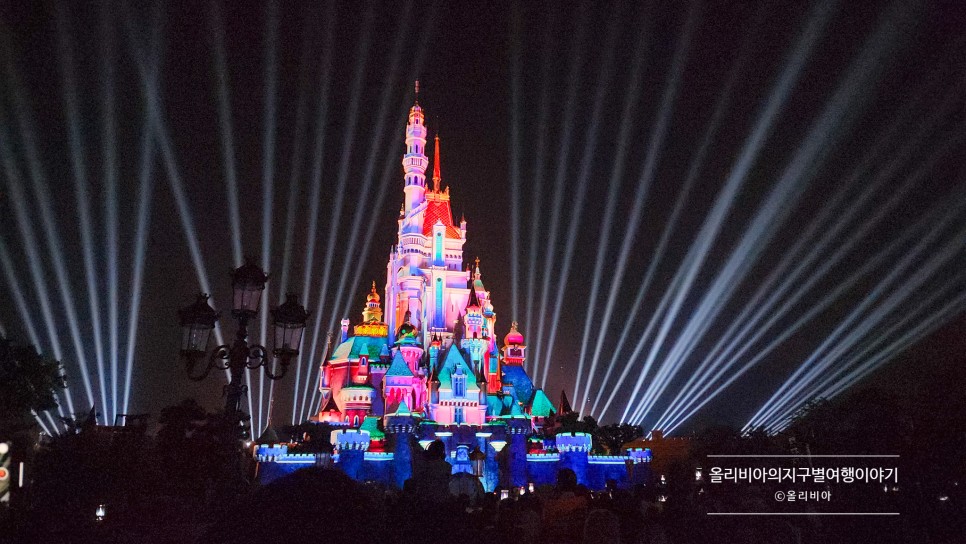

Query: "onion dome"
left=504, top=322, right=524, bottom=347
left=366, top=281, right=380, bottom=303
left=398, top=310, right=417, bottom=338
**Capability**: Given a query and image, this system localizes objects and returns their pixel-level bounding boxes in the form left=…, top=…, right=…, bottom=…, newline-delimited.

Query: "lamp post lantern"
left=177, top=259, right=308, bottom=438
left=470, top=446, right=486, bottom=478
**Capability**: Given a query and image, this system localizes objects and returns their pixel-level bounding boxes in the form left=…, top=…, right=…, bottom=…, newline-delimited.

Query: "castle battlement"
left=555, top=432, right=593, bottom=453
left=526, top=453, right=561, bottom=462
left=331, top=429, right=371, bottom=451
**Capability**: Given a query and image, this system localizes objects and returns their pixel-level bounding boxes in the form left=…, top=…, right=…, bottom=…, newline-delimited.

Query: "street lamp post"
left=178, top=260, right=308, bottom=438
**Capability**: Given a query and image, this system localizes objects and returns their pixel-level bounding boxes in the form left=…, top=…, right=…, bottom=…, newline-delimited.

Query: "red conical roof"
left=432, top=134, right=441, bottom=192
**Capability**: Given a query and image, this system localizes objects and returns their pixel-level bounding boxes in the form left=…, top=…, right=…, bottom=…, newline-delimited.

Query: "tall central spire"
left=432, top=134, right=441, bottom=193
left=402, top=80, right=428, bottom=215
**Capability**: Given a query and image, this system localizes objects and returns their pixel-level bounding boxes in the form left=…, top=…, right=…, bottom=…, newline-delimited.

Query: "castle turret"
left=384, top=87, right=471, bottom=350
left=331, top=429, right=371, bottom=480
left=402, top=81, right=428, bottom=216
left=385, top=401, right=417, bottom=488
left=505, top=417, right=531, bottom=487
left=384, top=349, right=416, bottom=416
left=498, top=322, right=526, bottom=398
left=362, top=281, right=383, bottom=323
left=339, top=382, right=375, bottom=428
left=556, top=432, right=593, bottom=486
left=461, top=276, right=487, bottom=371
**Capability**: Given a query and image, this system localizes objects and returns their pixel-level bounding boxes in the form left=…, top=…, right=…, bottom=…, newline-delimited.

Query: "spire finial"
left=414, top=80, right=420, bottom=104
left=432, top=133, right=441, bottom=192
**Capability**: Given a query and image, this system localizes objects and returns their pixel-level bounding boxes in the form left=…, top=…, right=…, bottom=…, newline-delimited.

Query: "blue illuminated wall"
left=255, top=435, right=654, bottom=491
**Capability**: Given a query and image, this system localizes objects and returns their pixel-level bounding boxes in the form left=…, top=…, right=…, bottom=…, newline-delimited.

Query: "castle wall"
left=526, top=454, right=559, bottom=486
left=255, top=436, right=656, bottom=491
left=361, top=453, right=395, bottom=483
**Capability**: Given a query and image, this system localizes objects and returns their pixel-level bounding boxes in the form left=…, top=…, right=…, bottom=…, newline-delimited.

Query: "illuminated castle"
left=255, top=87, right=653, bottom=491
left=313, top=86, right=554, bottom=430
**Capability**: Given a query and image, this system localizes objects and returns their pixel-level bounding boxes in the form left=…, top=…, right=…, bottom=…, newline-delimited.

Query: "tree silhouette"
left=0, top=335, right=65, bottom=438
left=595, top=423, right=644, bottom=454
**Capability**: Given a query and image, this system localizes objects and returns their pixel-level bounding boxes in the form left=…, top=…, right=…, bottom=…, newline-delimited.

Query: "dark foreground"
left=2, top=464, right=962, bottom=544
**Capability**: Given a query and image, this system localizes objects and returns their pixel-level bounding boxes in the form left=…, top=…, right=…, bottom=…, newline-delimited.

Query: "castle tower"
left=362, top=281, right=383, bottom=323
left=384, top=402, right=417, bottom=488
left=339, top=385, right=375, bottom=428
left=402, top=81, right=428, bottom=216
left=461, top=278, right=487, bottom=372
left=339, top=359, right=375, bottom=427
left=502, top=322, right=527, bottom=366
left=330, top=429, right=370, bottom=480
left=472, top=260, right=501, bottom=385
left=383, top=350, right=416, bottom=416
left=385, top=87, right=470, bottom=347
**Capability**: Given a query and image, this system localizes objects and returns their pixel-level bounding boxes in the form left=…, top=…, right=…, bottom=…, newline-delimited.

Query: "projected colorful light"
left=0, top=1, right=963, bottom=440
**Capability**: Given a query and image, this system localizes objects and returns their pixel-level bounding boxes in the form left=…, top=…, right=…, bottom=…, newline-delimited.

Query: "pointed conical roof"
left=256, top=424, right=280, bottom=445
left=453, top=313, right=465, bottom=343
left=360, top=416, right=386, bottom=440
left=386, top=351, right=415, bottom=378
left=392, top=399, right=412, bottom=417
left=319, top=394, right=340, bottom=413
left=466, top=278, right=481, bottom=310
left=473, top=257, right=483, bottom=284
left=529, top=389, right=555, bottom=418
left=559, top=390, right=574, bottom=414
left=432, top=134, right=442, bottom=192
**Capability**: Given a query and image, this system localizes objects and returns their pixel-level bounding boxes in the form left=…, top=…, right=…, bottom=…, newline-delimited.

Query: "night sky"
left=1, top=1, right=965, bottom=432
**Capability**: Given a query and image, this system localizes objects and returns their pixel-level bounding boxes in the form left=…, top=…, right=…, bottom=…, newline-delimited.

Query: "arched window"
left=453, top=373, right=466, bottom=398
left=435, top=277, right=444, bottom=328
left=353, top=415, right=360, bottom=426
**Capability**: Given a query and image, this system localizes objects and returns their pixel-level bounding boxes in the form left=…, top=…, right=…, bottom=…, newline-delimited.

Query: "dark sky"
left=1, top=1, right=965, bottom=432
